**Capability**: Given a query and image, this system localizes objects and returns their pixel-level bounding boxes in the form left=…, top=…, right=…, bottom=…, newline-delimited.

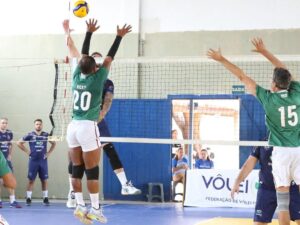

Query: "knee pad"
left=68, top=161, right=73, bottom=175
left=103, top=143, right=123, bottom=170
left=277, top=191, right=290, bottom=211
left=72, top=164, right=85, bottom=179
left=85, top=166, right=99, bottom=180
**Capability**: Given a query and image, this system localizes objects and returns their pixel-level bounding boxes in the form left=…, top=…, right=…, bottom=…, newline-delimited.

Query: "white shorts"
left=272, top=146, right=300, bottom=187
left=66, top=120, right=101, bottom=152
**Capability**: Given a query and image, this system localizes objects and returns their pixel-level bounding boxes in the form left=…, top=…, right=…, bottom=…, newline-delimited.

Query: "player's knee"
left=2, top=173, right=16, bottom=189
left=85, top=166, right=99, bottom=180
left=68, top=161, right=73, bottom=175
left=103, top=143, right=123, bottom=170
left=277, top=191, right=290, bottom=212
left=72, top=164, right=85, bottom=179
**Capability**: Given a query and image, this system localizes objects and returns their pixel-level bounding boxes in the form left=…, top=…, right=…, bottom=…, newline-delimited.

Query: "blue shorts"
left=254, top=186, right=300, bottom=222
left=28, top=158, right=48, bottom=181
left=290, top=185, right=300, bottom=221
left=254, top=187, right=277, bottom=223
left=97, top=119, right=111, bottom=143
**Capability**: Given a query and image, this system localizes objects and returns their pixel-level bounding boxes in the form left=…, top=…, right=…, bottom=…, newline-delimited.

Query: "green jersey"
left=72, top=66, right=109, bottom=121
left=0, top=151, right=11, bottom=177
left=256, top=81, right=300, bottom=147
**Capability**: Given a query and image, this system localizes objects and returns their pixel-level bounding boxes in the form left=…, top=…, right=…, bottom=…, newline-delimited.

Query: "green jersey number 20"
left=73, top=90, right=91, bottom=111
left=278, top=105, right=298, bottom=127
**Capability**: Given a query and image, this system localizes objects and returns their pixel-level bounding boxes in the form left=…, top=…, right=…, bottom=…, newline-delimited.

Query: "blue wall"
left=103, top=99, right=172, bottom=201
left=103, top=95, right=267, bottom=201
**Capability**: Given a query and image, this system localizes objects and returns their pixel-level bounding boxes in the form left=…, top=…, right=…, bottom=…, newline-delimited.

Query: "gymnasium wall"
left=0, top=0, right=300, bottom=199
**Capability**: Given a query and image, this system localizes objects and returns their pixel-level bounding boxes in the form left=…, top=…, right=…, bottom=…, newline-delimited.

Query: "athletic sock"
left=9, top=195, right=15, bottom=203
left=90, top=193, right=99, bottom=209
left=75, top=192, right=85, bottom=206
left=27, top=191, right=32, bottom=199
left=116, top=171, right=127, bottom=186
left=42, top=190, right=48, bottom=198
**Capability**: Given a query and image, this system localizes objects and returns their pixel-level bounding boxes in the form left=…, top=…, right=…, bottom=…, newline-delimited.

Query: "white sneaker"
left=66, top=191, right=76, bottom=208
left=86, top=205, right=107, bottom=223
left=121, top=181, right=142, bottom=195
left=74, top=204, right=93, bottom=225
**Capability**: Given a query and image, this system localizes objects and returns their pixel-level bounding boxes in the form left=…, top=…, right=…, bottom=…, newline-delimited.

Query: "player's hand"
left=26, top=150, right=31, bottom=156
left=62, top=20, right=74, bottom=35
left=86, top=19, right=100, bottom=33
left=44, top=152, right=50, bottom=159
left=117, top=24, right=132, bottom=37
left=251, top=37, right=266, bottom=53
left=207, top=48, right=224, bottom=61
left=230, top=182, right=240, bottom=199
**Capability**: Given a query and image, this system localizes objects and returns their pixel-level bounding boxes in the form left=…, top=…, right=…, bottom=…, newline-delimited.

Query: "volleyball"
left=73, top=0, right=89, bottom=18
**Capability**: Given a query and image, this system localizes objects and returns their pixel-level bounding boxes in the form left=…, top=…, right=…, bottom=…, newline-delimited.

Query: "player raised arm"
left=207, top=48, right=257, bottom=96
left=251, top=37, right=287, bottom=70
left=231, top=155, right=257, bottom=199
left=102, top=24, right=132, bottom=70
left=81, top=18, right=100, bottom=56
left=62, top=20, right=80, bottom=59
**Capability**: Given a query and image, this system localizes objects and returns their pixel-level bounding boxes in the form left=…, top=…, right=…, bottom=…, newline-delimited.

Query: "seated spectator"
left=172, top=147, right=188, bottom=182
left=171, top=129, right=182, bottom=157
left=195, top=149, right=214, bottom=169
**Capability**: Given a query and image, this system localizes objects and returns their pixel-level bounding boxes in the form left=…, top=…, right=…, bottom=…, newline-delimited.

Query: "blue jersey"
left=23, top=131, right=49, bottom=160
left=101, top=79, right=114, bottom=109
left=251, top=145, right=275, bottom=190
left=172, top=156, right=188, bottom=176
left=0, top=130, right=13, bottom=159
left=195, top=159, right=214, bottom=169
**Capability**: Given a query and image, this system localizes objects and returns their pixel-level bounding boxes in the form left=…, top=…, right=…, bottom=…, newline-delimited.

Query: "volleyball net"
left=51, top=56, right=300, bottom=140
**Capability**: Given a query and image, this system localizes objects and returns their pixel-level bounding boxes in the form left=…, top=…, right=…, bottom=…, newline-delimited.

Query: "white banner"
left=184, top=169, right=259, bottom=208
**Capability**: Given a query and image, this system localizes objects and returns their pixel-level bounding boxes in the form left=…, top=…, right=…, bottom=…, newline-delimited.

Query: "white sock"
left=116, top=171, right=127, bottom=186
left=69, top=177, right=73, bottom=193
left=9, top=195, right=15, bottom=203
left=27, top=191, right=32, bottom=199
left=42, top=190, right=48, bottom=198
left=75, top=192, right=85, bottom=206
left=90, top=193, right=99, bottom=209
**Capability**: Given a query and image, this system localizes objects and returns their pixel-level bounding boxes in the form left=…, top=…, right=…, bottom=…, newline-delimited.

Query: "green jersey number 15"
left=73, top=90, right=91, bottom=111
left=278, top=105, right=298, bottom=127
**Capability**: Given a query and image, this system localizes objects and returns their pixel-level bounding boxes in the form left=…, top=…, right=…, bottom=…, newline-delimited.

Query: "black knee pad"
left=103, top=143, right=123, bottom=170
left=68, top=161, right=73, bottom=175
left=72, top=164, right=85, bottom=179
left=85, top=166, right=99, bottom=180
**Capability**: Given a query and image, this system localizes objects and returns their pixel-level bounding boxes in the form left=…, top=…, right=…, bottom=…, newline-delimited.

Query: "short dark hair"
left=79, top=56, right=96, bottom=75
left=34, top=119, right=43, bottom=123
left=273, top=67, right=291, bottom=90
left=91, top=52, right=103, bottom=57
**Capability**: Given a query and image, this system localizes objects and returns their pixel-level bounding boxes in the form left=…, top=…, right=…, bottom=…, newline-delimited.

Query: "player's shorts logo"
left=255, top=209, right=262, bottom=217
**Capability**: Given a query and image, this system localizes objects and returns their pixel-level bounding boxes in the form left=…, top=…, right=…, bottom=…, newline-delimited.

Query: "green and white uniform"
left=256, top=81, right=300, bottom=186
left=67, top=63, right=109, bottom=152
left=0, top=151, right=11, bottom=177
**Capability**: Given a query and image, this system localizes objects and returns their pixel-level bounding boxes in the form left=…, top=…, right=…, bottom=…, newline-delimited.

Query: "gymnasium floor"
left=0, top=201, right=290, bottom=225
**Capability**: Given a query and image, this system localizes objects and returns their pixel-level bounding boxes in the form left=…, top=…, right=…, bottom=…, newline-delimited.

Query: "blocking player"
left=207, top=38, right=300, bottom=225
left=231, top=142, right=300, bottom=225
left=0, top=118, right=21, bottom=208
left=17, top=119, right=56, bottom=206
left=63, top=20, right=140, bottom=210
